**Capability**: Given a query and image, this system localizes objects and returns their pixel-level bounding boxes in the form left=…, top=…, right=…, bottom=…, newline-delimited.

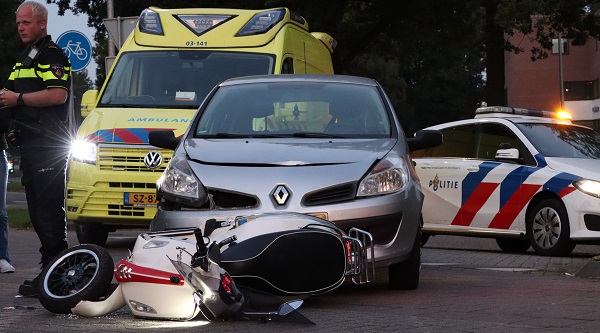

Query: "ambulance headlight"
left=157, top=155, right=207, bottom=207
left=70, top=140, right=97, bottom=165
left=357, top=153, right=409, bottom=197
left=573, top=179, right=600, bottom=198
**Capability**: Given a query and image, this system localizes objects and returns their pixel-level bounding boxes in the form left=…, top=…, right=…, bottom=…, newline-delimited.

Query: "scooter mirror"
left=277, top=300, right=303, bottom=316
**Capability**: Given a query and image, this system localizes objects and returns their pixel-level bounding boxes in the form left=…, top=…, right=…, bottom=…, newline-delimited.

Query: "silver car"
left=149, top=74, right=441, bottom=289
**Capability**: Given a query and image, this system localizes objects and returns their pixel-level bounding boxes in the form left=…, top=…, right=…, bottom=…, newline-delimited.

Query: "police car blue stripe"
left=462, top=161, right=499, bottom=205
left=543, top=172, right=579, bottom=193
left=499, top=166, right=541, bottom=208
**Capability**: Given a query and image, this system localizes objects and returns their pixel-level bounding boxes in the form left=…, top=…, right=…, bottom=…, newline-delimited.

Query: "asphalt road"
left=1, top=229, right=599, bottom=333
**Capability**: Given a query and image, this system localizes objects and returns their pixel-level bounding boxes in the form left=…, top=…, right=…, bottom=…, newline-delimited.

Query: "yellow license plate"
left=124, top=192, right=159, bottom=206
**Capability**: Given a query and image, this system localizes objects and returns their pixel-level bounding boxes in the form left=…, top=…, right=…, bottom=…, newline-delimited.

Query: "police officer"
left=0, top=1, right=71, bottom=296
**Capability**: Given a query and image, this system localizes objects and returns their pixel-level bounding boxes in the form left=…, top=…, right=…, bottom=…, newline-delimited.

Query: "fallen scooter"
left=36, top=212, right=374, bottom=321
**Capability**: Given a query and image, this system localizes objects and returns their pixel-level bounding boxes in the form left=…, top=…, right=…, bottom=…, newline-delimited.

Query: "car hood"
left=184, top=138, right=398, bottom=165
left=545, top=157, right=600, bottom=181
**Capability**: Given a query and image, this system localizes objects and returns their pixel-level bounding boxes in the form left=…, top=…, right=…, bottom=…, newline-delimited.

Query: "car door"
left=413, top=121, right=536, bottom=232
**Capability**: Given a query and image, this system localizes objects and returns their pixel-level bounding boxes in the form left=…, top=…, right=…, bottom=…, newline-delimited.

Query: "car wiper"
left=292, top=132, right=343, bottom=138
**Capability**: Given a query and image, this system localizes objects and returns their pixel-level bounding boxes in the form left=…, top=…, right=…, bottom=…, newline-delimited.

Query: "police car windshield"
left=516, top=123, right=600, bottom=159
left=98, top=50, right=274, bottom=108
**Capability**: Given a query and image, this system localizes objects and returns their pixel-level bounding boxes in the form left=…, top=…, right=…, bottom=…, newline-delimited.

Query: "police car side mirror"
left=495, top=148, right=520, bottom=161
left=407, top=130, right=443, bottom=152
left=149, top=130, right=180, bottom=150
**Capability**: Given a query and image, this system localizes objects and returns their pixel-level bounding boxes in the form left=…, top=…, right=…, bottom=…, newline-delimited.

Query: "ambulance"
left=411, top=106, right=600, bottom=256
left=67, top=7, right=336, bottom=245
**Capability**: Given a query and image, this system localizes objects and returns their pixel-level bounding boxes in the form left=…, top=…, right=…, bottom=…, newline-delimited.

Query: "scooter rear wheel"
left=38, top=244, right=114, bottom=314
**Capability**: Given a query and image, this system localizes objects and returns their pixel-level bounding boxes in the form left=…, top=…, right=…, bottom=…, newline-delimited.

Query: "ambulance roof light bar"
left=475, top=106, right=572, bottom=120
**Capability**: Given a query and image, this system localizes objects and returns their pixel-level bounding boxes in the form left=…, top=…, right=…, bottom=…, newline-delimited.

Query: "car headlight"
left=157, top=155, right=207, bottom=206
left=357, top=154, right=409, bottom=197
left=573, top=179, right=600, bottom=198
left=70, top=140, right=97, bottom=164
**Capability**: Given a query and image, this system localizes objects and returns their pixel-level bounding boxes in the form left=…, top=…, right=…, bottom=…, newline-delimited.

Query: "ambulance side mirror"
left=80, top=90, right=98, bottom=118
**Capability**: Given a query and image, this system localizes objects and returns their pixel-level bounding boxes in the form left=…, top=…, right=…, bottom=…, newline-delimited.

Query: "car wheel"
left=526, top=198, right=575, bottom=256
left=388, top=228, right=420, bottom=290
left=76, top=223, right=109, bottom=246
left=495, top=237, right=530, bottom=253
left=38, top=244, right=114, bottom=314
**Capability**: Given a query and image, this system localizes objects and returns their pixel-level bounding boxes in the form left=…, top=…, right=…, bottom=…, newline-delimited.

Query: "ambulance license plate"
left=124, top=192, right=159, bottom=206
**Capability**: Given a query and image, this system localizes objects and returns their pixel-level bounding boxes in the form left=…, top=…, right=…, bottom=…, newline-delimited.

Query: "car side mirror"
left=149, top=130, right=180, bottom=150
left=495, top=148, right=520, bottom=161
left=407, top=130, right=443, bottom=152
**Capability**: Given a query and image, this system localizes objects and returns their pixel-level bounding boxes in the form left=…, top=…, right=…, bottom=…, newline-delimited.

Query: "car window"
left=412, top=124, right=477, bottom=158
left=476, top=123, right=535, bottom=165
left=516, top=123, right=600, bottom=158
left=194, top=82, right=392, bottom=138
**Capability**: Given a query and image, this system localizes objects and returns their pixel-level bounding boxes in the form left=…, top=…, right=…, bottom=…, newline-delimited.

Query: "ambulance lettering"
left=451, top=158, right=578, bottom=229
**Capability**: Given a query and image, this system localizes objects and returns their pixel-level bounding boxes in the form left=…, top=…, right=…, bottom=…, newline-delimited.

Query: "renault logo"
left=272, top=185, right=290, bottom=206
left=144, top=151, right=163, bottom=169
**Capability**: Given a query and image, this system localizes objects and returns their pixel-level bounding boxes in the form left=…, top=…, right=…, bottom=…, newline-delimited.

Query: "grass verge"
left=8, top=208, right=31, bottom=229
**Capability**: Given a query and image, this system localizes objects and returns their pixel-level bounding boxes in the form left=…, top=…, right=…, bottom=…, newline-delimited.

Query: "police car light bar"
left=475, top=106, right=572, bottom=120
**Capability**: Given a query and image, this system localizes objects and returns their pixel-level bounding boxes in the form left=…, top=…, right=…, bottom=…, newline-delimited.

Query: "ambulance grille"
left=97, top=146, right=171, bottom=172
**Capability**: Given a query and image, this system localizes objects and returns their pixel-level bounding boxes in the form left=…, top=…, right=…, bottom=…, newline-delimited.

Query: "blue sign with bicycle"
left=56, top=30, right=92, bottom=72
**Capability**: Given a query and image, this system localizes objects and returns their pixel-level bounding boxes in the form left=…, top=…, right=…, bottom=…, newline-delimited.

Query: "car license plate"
left=124, top=192, right=159, bottom=206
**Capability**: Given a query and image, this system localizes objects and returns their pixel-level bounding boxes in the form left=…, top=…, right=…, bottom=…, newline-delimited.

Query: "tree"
left=0, top=2, right=25, bottom=87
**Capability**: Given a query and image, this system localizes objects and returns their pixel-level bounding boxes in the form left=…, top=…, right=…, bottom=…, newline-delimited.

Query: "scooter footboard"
left=221, top=229, right=347, bottom=296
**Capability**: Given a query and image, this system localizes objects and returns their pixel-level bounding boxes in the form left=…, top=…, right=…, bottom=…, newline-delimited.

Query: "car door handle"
left=467, top=165, right=479, bottom=172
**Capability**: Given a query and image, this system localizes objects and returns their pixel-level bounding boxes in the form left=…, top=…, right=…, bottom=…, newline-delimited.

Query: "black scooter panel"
left=221, top=230, right=346, bottom=295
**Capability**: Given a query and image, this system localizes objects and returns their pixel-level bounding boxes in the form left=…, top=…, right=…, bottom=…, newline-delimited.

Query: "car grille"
left=98, top=146, right=171, bottom=172
left=210, top=189, right=258, bottom=209
left=302, top=182, right=357, bottom=206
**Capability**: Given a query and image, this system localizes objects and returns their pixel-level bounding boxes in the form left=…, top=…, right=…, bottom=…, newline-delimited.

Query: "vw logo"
left=144, top=151, right=163, bottom=169
left=271, top=184, right=290, bottom=205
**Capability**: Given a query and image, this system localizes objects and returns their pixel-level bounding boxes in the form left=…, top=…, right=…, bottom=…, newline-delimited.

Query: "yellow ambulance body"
left=67, top=7, right=336, bottom=245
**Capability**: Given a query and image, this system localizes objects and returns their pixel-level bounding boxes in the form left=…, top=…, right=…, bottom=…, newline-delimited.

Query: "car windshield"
left=516, top=123, right=600, bottom=158
left=194, top=81, right=391, bottom=138
left=98, top=50, right=274, bottom=109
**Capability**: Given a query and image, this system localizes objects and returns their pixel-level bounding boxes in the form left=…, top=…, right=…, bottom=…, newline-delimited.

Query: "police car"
left=411, top=106, right=600, bottom=256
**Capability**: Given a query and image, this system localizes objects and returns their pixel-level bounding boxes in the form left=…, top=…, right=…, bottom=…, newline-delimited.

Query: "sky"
left=46, top=3, right=98, bottom=79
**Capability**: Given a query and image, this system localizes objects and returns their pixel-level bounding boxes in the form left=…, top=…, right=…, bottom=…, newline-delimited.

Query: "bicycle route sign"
left=56, top=30, right=92, bottom=72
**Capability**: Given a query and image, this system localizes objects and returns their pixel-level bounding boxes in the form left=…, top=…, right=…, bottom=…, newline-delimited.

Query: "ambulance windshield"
left=98, top=50, right=275, bottom=108
left=517, top=123, right=600, bottom=159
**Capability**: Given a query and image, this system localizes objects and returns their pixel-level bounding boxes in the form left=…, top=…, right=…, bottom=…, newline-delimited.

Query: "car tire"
left=495, top=237, right=530, bottom=253
left=526, top=198, right=575, bottom=256
left=76, top=223, right=109, bottom=246
left=38, top=244, right=115, bottom=314
left=388, top=228, right=421, bottom=290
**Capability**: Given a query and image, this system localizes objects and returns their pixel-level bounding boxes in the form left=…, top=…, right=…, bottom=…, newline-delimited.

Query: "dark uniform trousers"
left=20, top=136, right=68, bottom=266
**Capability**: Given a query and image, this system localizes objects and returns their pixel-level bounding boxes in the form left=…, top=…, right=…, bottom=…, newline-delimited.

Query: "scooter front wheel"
left=38, top=244, right=114, bottom=314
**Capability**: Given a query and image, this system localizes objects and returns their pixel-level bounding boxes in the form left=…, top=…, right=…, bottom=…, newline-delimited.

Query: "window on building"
left=564, top=80, right=598, bottom=101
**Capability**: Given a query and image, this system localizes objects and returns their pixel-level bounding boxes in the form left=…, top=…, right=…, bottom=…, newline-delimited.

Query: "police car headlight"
left=70, top=140, right=97, bottom=165
left=157, top=155, right=206, bottom=206
left=573, top=179, right=600, bottom=198
left=357, top=154, right=409, bottom=197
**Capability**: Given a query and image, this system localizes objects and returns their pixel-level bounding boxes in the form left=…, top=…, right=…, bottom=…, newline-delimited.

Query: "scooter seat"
left=221, top=229, right=346, bottom=295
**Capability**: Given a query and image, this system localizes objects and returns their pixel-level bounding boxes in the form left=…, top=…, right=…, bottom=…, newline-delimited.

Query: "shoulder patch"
left=50, top=64, right=65, bottom=79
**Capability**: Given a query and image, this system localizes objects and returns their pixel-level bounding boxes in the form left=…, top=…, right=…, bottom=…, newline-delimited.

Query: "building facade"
left=505, top=33, right=600, bottom=129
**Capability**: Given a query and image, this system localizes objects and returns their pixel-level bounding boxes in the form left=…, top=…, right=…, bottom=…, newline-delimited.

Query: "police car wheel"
left=526, top=199, right=575, bottom=256
left=495, top=237, right=530, bottom=253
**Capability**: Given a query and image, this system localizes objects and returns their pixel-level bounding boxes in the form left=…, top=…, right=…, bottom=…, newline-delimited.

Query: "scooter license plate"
left=124, top=192, right=159, bottom=206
